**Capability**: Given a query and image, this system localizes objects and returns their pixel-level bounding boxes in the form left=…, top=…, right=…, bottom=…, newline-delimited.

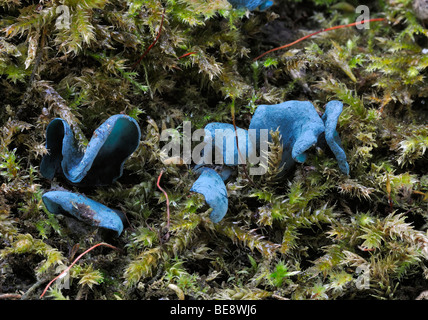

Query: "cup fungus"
left=40, top=114, right=141, bottom=186
left=193, top=100, right=349, bottom=223
left=42, top=191, right=124, bottom=236
left=227, top=0, right=274, bottom=11
left=190, top=168, right=228, bottom=223
left=249, top=100, right=350, bottom=176
left=203, top=122, right=254, bottom=166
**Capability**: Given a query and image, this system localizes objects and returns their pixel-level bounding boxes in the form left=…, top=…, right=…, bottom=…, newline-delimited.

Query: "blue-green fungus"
left=249, top=100, right=349, bottom=176
left=203, top=122, right=253, bottom=166
left=42, top=190, right=124, bottom=235
left=320, top=100, right=350, bottom=175
left=190, top=168, right=228, bottom=223
left=40, top=114, right=141, bottom=186
left=192, top=100, right=349, bottom=223
left=227, top=0, right=273, bottom=11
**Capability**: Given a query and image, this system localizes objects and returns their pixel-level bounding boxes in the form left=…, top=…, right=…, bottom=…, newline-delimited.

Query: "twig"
left=68, top=243, right=80, bottom=262
left=39, top=242, right=119, bottom=299
left=20, top=276, right=50, bottom=300
left=157, top=170, right=170, bottom=231
left=253, top=18, right=386, bottom=61
left=0, top=293, right=22, bottom=300
left=131, top=7, right=166, bottom=69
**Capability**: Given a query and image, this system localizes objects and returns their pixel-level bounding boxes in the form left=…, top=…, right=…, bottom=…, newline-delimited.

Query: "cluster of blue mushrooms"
left=40, top=0, right=281, bottom=233
left=40, top=100, right=349, bottom=232
left=190, top=100, right=349, bottom=223
left=41, top=115, right=141, bottom=236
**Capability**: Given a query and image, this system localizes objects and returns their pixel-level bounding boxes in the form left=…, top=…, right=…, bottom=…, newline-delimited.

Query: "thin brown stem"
left=178, top=51, right=197, bottom=59
left=253, top=18, right=386, bottom=61
left=0, top=293, right=22, bottom=300
left=131, top=7, right=166, bottom=69
left=40, top=243, right=119, bottom=299
left=157, top=170, right=170, bottom=231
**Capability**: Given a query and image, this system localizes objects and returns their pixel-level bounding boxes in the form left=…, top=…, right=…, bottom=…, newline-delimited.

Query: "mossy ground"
left=0, top=0, right=427, bottom=300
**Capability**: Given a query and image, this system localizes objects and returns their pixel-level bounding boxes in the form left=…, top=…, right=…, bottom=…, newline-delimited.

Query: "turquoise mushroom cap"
left=227, top=0, right=273, bottom=10
left=249, top=100, right=349, bottom=176
left=42, top=190, right=124, bottom=235
left=321, top=100, right=350, bottom=175
left=40, top=114, right=141, bottom=186
left=190, top=168, right=228, bottom=223
left=203, top=122, right=254, bottom=166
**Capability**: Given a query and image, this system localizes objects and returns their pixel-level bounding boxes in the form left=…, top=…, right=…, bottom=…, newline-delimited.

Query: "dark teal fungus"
left=217, top=166, right=235, bottom=181
left=320, top=100, right=350, bottom=175
left=40, top=114, right=141, bottom=186
left=249, top=100, right=349, bottom=176
left=227, top=0, right=273, bottom=10
left=203, top=122, right=253, bottom=166
left=190, top=168, right=228, bottom=223
left=42, top=190, right=124, bottom=235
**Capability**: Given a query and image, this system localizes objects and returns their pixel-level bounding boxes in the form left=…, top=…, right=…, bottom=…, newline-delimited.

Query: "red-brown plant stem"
left=157, top=170, right=170, bottom=230
left=0, top=293, right=22, bottom=300
left=131, top=7, right=166, bottom=69
left=40, top=242, right=119, bottom=299
left=253, top=18, right=386, bottom=61
left=178, top=51, right=197, bottom=59
left=386, top=172, right=393, bottom=213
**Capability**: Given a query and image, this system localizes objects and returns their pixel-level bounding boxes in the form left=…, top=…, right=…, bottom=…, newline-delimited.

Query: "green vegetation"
left=0, top=0, right=427, bottom=300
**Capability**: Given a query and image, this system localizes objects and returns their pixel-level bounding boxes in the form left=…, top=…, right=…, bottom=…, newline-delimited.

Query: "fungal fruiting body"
left=193, top=100, right=349, bottom=223
left=41, top=114, right=141, bottom=186
left=203, top=122, right=254, bottom=166
left=249, top=100, right=349, bottom=176
left=190, top=168, right=228, bottom=223
left=227, top=0, right=273, bottom=11
left=320, top=100, right=350, bottom=175
left=42, top=191, right=124, bottom=235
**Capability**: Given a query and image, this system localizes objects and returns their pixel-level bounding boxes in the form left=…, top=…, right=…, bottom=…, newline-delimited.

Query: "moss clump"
left=0, top=0, right=427, bottom=300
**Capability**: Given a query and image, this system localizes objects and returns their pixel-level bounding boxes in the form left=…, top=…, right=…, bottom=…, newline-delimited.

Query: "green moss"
left=0, top=0, right=427, bottom=300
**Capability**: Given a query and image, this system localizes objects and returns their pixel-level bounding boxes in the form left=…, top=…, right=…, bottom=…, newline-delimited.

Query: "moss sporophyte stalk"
left=1, top=0, right=428, bottom=301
